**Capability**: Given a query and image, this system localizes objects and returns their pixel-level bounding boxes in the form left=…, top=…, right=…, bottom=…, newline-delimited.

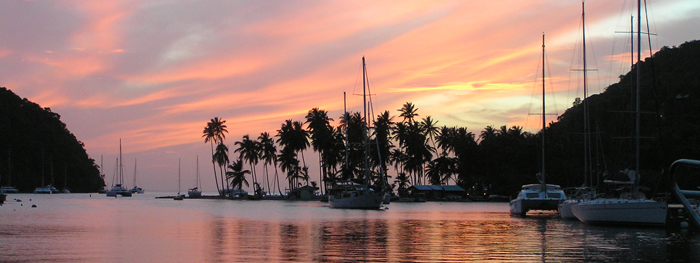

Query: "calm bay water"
left=1, top=193, right=698, bottom=262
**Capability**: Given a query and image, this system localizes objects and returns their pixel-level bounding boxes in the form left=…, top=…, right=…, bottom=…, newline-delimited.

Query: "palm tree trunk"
left=275, top=166, right=282, bottom=195
left=210, top=142, right=221, bottom=195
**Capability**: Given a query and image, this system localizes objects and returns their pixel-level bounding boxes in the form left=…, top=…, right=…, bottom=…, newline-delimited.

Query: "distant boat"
left=106, top=139, right=132, bottom=197
left=328, top=57, right=385, bottom=209
left=509, top=34, right=567, bottom=216
left=570, top=0, right=667, bottom=226
left=36, top=156, right=59, bottom=194
left=174, top=158, right=184, bottom=200
left=1, top=149, right=19, bottom=194
left=188, top=156, right=202, bottom=198
left=0, top=186, right=18, bottom=194
left=34, top=185, right=59, bottom=194
left=130, top=159, right=144, bottom=194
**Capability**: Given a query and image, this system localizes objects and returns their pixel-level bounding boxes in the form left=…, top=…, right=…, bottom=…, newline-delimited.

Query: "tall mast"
left=133, top=159, right=137, bottom=187
left=633, top=0, right=641, bottom=198
left=541, top=34, right=547, bottom=193
left=582, top=1, right=591, bottom=187
left=119, top=139, right=123, bottom=187
left=197, top=155, right=200, bottom=189
left=344, top=92, right=349, bottom=171
left=362, top=57, right=369, bottom=186
left=178, top=158, right=181, bottom=195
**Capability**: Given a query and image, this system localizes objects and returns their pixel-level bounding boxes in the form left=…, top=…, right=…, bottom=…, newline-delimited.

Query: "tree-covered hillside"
left=546, top=40, right=700, bottom=193
left=0, top=87, right=103, bottom=192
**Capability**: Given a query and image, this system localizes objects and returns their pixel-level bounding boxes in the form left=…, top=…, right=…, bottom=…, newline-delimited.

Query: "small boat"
left=34, top=185, right=59, bottom=194
left=130, top=159, right=144, bottom=194
left=509, top=34, right=567, bottom=216
left=328, top=57, right=386, bottom=209
left=187, top=156, right=202, bottom=198
left=0, top=186, right=19, bottom=194
left=174, top=158, right=184, bottom=201
left=106, top=139, right=132, bottom=197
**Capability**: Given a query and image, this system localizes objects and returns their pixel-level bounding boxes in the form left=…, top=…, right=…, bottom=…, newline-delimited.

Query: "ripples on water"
left=1, top=193, right=699, bottom=262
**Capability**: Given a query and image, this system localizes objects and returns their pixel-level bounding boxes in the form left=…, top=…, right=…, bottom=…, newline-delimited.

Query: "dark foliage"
left=0, top=87, right=103, bottom=192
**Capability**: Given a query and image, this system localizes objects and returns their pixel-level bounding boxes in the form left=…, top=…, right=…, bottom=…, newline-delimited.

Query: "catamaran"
left=509, top=34, right=567, bottom=216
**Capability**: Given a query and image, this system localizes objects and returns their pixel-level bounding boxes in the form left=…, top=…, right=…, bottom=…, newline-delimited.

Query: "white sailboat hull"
left=509, top=184, right=566, bottom=216
left=571, top=198, right=667, bottom=225
left=558, top=200, right=579, bottom=220
left=329, top=190, right=384, bottom=209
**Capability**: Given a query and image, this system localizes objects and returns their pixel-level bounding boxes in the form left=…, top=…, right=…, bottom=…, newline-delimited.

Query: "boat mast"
left=119, top=139, right=123, bottom=187
left=633, top=0, right=641, bottom=199
left=541, top=34, right=547, bottom=195
left=582, top=1, right=591, bottom=187
left=133, top=159, right=137, bottom=187
left=197, top=155, right=200, bottom=189
left=362, top=57, right=370, bottom=188
left=344, top=92, right=349, bottom=171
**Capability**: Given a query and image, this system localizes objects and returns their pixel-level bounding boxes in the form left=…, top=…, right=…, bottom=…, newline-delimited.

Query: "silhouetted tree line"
left=223, top=40, right=700, bottom=198
left=0, top=87, right=103, bottom=192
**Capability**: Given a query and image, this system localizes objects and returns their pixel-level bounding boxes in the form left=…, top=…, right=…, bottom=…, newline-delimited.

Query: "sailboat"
left=130, top=159, right=144, bottom=194
left=174, top=158, right=185, bottom=200
left=509, top=34, right=567, bottom=216
left=1, top=149, right=19, bottom=194
left=570, top=0, right=667, bottom=226
left=35, top=155, right=59, bottom=194
left=328, top=57, right=385, bottom=209
left=188, top=156, right=202, bottom=198
left=106, top=139, right=132, bottom=197
left=559, top=1, right=598, bottom=220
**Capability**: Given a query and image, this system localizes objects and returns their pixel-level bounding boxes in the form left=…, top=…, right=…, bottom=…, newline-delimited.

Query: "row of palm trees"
left=203, top=101, right=543, bottom=198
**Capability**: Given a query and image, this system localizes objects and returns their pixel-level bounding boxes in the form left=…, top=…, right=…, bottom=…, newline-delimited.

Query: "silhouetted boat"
left=571, top=0, right=667, bottom=226
left=510, top=34, right=567, bottom=216
left=106, top=139, right=132, bottom=197
left=329, top=57, right=385, bottom=209
left=188, top=156, right=202, bottom=198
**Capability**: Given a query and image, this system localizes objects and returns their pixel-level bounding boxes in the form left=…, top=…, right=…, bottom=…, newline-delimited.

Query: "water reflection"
left=1, top=194, right=699, bottom=262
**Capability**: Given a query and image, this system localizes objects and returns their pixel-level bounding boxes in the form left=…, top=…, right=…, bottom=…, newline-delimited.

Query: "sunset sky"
left=2, top=0, right=698, bottom=192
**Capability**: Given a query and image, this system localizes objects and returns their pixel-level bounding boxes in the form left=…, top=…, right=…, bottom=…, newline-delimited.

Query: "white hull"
left=571, top=198, right=667, bottom=225
left=106, top=185, right=132, bottom=197
left=558, top=200, right=579, bottom=220
left=329, top=190, right=384, bottom=209
left=509, top=184, right=566, bottom=216
left=34, top=185, right=59, bottom=194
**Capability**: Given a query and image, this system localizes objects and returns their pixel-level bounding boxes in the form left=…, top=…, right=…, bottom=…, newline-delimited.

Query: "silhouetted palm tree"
left=398, top=102, right=419, bottom=123
left=226, top=160, right=249, bottom=194
left=213, top=142, right=229, bottom=196
left=202, top=117, right=228, bottom=196
left=421, top=116, right=439, bottom=152
left=278, top=147, right=299, bottom=191
left=305, top=108, right=333, bottom=195
left=258, top=132, right=279, bottom=195
left=235, top=134, right=261, bottom=195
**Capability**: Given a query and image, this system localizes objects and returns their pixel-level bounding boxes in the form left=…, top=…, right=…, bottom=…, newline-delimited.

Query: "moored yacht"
left=328, top=57, right=386, bottom=209
left=570, top=0, right=667, bottom=226
left=510, top=184, right=567, bottom=216
left=509, top=34, right=566, bottom=216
